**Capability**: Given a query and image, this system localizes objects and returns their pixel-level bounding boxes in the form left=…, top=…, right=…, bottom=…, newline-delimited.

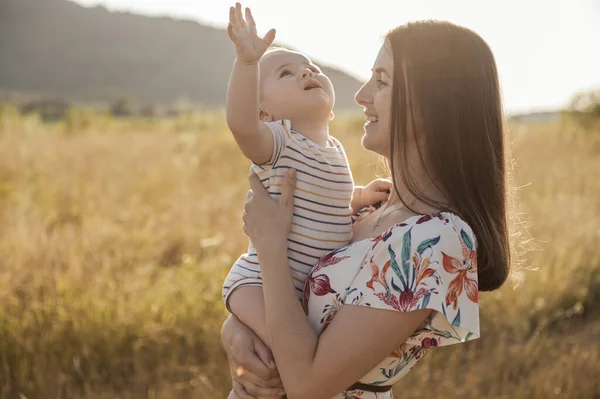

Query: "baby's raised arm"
left=226, top=3, right=276, bottom=165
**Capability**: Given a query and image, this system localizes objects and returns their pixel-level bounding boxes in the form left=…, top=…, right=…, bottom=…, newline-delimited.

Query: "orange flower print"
left=390, top=343, right=408, bottom=358
left=366, top=257, right=391, bottom=292
left=442, top=229, right=478, bottom=309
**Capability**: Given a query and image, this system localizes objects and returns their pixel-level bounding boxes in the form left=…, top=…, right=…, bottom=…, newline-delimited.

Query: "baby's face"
left=259, top=51, right=335, bottom=121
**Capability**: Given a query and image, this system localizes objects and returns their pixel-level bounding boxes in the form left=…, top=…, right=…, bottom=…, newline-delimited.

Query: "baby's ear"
left=259, top=109, right=274, bottom=122
left=329, top=111, right=335, bottom=121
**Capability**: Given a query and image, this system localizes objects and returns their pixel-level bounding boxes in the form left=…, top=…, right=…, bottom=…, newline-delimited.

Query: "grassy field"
left=0, top=107, right=599, bottom=398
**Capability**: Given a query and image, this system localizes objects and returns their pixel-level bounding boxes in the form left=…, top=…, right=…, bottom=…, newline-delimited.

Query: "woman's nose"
left=355, top=82, right=372, bottom=106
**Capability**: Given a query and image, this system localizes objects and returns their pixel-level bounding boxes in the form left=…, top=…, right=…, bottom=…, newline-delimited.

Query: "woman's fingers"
left=236, top=368, right=282, bottom=389
left=235, top=378, right=286, bottom=397
left=253, top=336, right=277, bottom=370
left=230, top=360, right=279, bottom=388
left=252, top=338, right=283, bottom=387
left=222, top=315, right=278, bottom=381
left=280, top=169, right=296, bottom=209
left=233, top=350, right=279, bottom=381
left=248, top=170, right=268, bottom=198
left=231, top=359, right=282, bottom=390
left=232, top=380, right=256, bottom=399
left=227, top=389, right=242, bottom=399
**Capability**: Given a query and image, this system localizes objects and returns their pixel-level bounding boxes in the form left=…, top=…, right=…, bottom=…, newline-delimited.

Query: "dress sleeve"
left=257, top=119, right=292, bottom=166
left=343, top=213, right=480, bottom=346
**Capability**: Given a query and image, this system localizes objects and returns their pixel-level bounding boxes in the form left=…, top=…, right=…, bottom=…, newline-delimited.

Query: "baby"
left=222, top=3, right=389, bottom=352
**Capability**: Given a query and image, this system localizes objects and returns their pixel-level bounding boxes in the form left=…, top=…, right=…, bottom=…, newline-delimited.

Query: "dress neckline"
left=346, top=211, right=458, bottom=250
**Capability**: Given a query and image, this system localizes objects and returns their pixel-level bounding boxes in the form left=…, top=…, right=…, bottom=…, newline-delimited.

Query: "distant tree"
left=110, top=96, right=136, bottom=117
left=140, top=104, right=157, bottom=118
left=164, top=109, right=180, bottom=118
left=20, top=99, right=69, bottom=121
left=565, top=90, right=600, bottom=130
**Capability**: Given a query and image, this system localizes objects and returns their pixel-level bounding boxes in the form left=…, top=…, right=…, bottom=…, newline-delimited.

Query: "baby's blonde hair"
left=264, top=46, right=290, bottom=55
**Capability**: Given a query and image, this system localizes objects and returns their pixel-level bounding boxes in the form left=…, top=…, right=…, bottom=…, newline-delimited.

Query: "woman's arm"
left=243, top=171, right=431, bottom=399
left=243, top=171, right=481, bottom=398
left=260, top=250, right=432, bottom=399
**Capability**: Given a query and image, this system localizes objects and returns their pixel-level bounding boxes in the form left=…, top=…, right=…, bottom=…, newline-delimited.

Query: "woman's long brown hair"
left=386, top=21, right=510, bottom=291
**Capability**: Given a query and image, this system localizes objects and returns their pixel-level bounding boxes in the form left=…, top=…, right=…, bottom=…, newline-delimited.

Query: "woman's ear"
left=259, top=109, right=274, bottom=122
left=329, top=111, right=335, bottom=121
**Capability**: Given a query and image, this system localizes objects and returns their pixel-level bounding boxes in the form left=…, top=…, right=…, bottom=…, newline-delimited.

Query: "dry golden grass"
left=0, top=107, right=598, bottom=398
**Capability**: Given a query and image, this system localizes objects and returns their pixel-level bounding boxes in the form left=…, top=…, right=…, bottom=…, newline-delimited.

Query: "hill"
left=0, top=0, right=364, bottom=110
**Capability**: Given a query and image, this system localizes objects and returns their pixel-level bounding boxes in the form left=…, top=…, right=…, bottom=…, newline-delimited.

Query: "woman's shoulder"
left=388, top=212, right=474, bottom=244
left=367, top=211, right=477, bottom=260
left=349, top=211, right=480, bottom=345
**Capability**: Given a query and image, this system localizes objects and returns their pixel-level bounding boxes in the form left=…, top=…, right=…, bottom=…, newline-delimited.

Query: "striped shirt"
left=222, top=120, right=354, bottom=309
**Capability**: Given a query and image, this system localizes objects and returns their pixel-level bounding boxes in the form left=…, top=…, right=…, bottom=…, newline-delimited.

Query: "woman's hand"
left=227, top=3, right=276, bottom=65
left=222, top=315, right=285, bottom=398
left=242, top=169, right=296, bottom=259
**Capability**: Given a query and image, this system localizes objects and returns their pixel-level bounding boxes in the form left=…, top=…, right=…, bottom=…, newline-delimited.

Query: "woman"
left=223, top=20, right=510, bottom=399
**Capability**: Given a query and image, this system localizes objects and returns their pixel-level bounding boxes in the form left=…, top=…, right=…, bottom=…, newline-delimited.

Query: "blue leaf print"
left=391, top=277, right=403, bottom=294
left=401, top=228, right=412, bottom=265
left=452, top=309, right=461, bottom=327
left=441, top=303, right=447, bottom=318
left=416, top=236, right=441, bottom=255
left=397, top=272, right=408, bottom=292
left=460, top=229, right=474, bottom=251
left=388, top=245, right=407, bottom=290
left=421, top=293, right=431, bottom=309
left=381, top=369, right=393, bottom=379
left=401, top=229, right=412, bottom=287
left=465, top=332, right=473, bottom=341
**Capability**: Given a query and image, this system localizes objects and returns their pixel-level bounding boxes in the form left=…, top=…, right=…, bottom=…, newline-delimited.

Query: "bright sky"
left=72, top=0, right=600, bottom=113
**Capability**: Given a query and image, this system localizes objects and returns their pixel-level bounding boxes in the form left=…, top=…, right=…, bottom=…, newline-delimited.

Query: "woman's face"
left=355, top=42, right=393, bottom=157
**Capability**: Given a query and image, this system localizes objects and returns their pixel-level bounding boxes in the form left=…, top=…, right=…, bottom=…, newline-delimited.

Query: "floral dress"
left=302, top=211, right=480, bottom=398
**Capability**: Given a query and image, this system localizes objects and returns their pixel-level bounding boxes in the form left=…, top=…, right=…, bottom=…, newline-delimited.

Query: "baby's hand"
left=353, top=178, right=392, bottom=212
left=227, top=3, right=276, bottom=65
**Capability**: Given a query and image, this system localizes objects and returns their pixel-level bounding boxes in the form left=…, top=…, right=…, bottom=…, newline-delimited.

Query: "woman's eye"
left=279, top=70, right=292, bottom=78
left=376, top=79, right=388, bottom=88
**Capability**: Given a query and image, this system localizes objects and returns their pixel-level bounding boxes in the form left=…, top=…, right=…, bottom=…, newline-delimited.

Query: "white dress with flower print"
left=302, top=212, right=480, bottom=398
